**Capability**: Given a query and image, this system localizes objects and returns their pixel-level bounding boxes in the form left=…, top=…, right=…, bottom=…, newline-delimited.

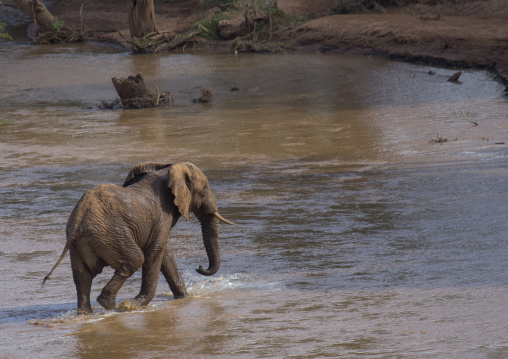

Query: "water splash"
left=182, top=272, right=284, bottom=297
left=27, top=308, right=106, bottom=327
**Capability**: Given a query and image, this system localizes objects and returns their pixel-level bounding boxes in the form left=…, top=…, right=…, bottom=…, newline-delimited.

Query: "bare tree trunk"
left=127, top=0, right=157, bottom=39
left=12, top=0, right=55, bottom=33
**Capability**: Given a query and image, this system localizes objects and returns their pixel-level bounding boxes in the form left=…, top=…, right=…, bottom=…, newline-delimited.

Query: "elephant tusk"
left=214, top=212, right=235, bottom=225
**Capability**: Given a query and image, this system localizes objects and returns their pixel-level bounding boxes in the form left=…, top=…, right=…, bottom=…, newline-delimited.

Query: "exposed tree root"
left=128, top=31, right=176, bottom=54
left=36, top=29, right=95, bottom=44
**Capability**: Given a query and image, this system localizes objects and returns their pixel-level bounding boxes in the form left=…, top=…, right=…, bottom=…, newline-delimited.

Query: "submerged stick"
left=455, top=107, right=478, bottom=126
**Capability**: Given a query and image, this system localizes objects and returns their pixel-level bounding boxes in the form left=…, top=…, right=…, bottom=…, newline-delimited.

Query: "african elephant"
left=43, top=162, right=234, bottom=315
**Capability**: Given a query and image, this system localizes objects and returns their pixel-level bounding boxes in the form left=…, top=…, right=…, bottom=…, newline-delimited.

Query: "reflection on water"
left=1, top=42, right=508, bottom=358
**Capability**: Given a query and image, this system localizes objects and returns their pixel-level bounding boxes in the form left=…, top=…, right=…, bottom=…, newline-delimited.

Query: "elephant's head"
left=123, top=162, right=234, bottom=276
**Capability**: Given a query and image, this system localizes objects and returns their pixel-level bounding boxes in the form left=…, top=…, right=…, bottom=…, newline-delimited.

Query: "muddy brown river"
left=1, top=41, right=508, bottom=358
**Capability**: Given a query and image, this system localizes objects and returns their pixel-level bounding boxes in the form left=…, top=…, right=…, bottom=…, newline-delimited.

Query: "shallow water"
left=1, top=41, right=508, bottom=358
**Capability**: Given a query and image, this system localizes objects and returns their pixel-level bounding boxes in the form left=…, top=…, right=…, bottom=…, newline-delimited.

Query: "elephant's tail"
left=41, top=244, right=69, bottom=288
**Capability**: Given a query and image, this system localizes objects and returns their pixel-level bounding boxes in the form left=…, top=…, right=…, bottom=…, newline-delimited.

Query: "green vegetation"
left=193, top=9, right=234, bottom=40
left=259, top=3, right=305, bottom=28
left=248, top=0, right=278, bottom=14
left=0, top=24, right=10, bottom=40
left=51, top=17, right=66, bottom=32
left=133, top=37, right=149, bottom=53
left=0, top=1, right=12, bottom=40
left=193, top=0, right=304, bottom=41
left=0, top=119, right=13, bottom=125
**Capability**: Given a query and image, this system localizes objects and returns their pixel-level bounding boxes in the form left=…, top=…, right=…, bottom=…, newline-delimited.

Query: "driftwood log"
left=447, top=71, right=462, bottom=82
left=112, top=74, right=172, bottom=109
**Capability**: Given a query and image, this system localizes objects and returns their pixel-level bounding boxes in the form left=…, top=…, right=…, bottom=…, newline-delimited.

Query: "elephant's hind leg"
left=73, top=267, right=94, bottom=315
left=97, top=244, right=144, bottom=311
left=97, top=271, right=130, bottom=310
left=70, top=246, right=96, bottom=315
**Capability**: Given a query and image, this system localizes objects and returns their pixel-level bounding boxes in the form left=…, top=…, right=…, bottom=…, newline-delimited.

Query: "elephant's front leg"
left=161, top=246, right=188, bottom=299
left=136, top=250, right=164, bottom=306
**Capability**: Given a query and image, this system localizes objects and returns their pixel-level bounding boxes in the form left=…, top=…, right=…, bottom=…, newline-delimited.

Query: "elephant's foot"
left=97, top=294, right=116, bottom=310
left=117, top=298, right=145, bottom=312
left=173, top=292, right=189, bottom=299
left=77, top=306, right=94, bottom=315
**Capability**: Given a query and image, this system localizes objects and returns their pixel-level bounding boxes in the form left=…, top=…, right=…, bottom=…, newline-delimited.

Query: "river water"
left=0, top=41, right=507, bottom=358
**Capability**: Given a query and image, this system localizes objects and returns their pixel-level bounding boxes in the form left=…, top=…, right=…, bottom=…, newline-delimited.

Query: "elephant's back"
left=66, top=183, right=128, bottom=239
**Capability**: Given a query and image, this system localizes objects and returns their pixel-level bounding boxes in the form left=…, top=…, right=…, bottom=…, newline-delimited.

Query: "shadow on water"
left=0, top=303, right=76, bottom=324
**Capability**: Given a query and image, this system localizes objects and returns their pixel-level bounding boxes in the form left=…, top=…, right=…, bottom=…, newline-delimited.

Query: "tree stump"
left=111, top=74, right=172, bottom=109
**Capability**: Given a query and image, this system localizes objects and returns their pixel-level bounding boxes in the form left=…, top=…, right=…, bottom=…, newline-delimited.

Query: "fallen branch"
left=166, top=31, right=199, bottom=51
left=198, top=24, right=209, bottom=33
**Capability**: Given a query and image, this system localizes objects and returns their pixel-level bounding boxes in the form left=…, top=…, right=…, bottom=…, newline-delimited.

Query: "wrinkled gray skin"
left=43, top=162, right=233, bottom=315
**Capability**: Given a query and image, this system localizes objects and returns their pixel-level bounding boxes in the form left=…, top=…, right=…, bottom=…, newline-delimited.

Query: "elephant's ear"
left=168, top=163, right=192, bottom=220
left=123, top=162, right=171, bottom=187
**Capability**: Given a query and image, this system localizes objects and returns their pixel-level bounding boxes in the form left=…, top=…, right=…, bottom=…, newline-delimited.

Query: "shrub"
left=0, top=1, right=12, bottom=40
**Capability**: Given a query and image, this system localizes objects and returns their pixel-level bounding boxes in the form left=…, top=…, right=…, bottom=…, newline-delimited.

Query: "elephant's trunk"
left=196, top=213, right=220, bottom=276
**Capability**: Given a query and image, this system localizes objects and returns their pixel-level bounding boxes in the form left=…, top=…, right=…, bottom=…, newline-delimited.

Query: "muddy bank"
left=5, top=0, right=508, bottom=89
left=273, top=10, right=508, bottom=89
